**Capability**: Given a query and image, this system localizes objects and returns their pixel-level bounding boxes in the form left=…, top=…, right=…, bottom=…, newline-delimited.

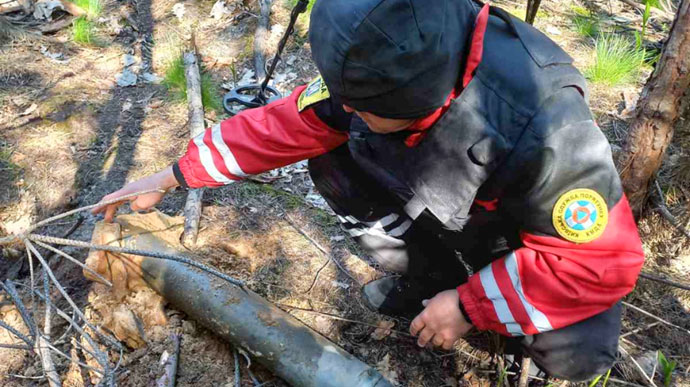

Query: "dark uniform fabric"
left=305, top=7, right=635, bottom=382
left=309, top=143, right=621, bottom=382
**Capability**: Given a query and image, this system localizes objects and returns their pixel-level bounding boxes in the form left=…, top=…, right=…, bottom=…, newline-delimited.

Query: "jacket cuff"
left=457, top=282, right=488, bottom=331
left=172, top=162, right=190, bottom=190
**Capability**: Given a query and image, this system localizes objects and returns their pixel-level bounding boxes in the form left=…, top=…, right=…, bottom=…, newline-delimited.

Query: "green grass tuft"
left=585, top=34, right=647, bottom=86
left=573, top=15, right=599, bottom=38
left=71, top=0, right=102, bottom=19
left=72, top=17, right=95, bottom=45
left=162, top=53, right=222, bottom=112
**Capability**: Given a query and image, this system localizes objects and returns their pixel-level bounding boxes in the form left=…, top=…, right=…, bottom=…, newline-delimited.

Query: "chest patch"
left=552, top=188, right=608, bottom=243
left=298, top=76, right=330, bottom=111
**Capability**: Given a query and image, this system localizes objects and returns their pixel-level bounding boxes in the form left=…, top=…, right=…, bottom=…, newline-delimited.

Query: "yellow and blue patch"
left=552, top=188, right=608, bottom=243
left=298, top=75, right=330, bottom=112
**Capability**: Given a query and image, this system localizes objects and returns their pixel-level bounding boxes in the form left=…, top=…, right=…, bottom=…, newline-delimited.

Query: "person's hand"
left=410, top=289, right=472, bottom=350
left=91, top=166, right=179, bottom=222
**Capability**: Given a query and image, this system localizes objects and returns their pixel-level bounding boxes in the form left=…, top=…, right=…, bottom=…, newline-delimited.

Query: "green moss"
left=585, top=34, right=647, bottom=86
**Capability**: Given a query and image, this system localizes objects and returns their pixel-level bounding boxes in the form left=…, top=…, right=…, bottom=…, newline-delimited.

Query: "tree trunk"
left=617, top=0, right=690, bottom=216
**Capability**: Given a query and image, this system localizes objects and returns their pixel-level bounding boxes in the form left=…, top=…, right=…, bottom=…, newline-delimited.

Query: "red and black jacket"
left=173, top=5, right=644, bottom=336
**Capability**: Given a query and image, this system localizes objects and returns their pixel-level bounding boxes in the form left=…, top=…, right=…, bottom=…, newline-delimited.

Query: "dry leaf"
left=371, top=319, right=395, bottom=340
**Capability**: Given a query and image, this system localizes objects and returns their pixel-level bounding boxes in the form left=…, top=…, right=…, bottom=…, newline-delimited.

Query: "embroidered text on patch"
left=552, top=188, right=608, bottom=243
left=298, top=76, right=330, bottom=111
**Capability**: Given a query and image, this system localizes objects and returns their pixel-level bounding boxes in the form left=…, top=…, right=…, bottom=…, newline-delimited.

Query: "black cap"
left=309, top=0, right=479, bottom=119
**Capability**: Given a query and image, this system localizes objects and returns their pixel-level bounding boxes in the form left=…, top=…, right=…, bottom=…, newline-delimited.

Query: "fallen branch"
left=253, top=0, right=272, bottom=81
left=639, top=271, right=690, bottom=291
left=284, top=214, right=358, bottom=284
left=37, top=270, right=61, bottom=387
left=181, top=50, right=206, bottom=248
left=620, top=321, right=662, bottom=338
left=518, top=357, right=531, bottom=387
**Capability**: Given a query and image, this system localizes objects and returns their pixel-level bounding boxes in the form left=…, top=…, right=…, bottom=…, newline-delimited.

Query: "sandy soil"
left=1, top=0, right=689, bottom=386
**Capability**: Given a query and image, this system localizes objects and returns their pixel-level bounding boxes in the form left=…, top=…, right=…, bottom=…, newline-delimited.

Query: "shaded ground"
left=1, top=0, right=689, bottom=386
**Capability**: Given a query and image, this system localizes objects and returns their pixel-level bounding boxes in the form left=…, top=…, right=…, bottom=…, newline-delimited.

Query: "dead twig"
left=639, top=271, right=690, bottom=292
left=622, top=301, right=690, bottom=336
left=518, top=357, right=531, bottom=387
left=620, top=347, right=657, bottom=387
left=653, top=181, right=690, bottom=240
left=620, top=321, right=662, bottom=338
left=37, top=269, right=61, bottom=387
left=284, top=214, right=358, bottom=284
left=181, top=50, right=206, bottom=248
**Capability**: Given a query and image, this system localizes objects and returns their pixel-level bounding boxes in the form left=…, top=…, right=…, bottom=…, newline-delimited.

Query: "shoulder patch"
left=552, top=188, right=608, bottom=243
left=298, top=76, right=330, bottom=112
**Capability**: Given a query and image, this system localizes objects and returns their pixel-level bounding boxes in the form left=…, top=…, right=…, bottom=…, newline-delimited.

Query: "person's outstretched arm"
left=93, top=77, right=349, bottom=220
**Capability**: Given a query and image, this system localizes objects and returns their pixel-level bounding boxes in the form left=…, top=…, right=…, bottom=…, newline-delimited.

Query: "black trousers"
left=308, top=145, right=621, bottom=382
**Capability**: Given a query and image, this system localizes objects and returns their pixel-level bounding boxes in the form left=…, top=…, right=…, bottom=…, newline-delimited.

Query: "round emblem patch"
left=552, top=189, right=608, bottom=243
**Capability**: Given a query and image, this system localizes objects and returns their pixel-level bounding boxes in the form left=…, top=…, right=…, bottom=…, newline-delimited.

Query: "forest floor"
left=0, top=0, right=689, bottom=386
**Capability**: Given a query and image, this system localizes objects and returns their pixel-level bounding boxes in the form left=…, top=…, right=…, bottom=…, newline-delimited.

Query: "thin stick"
left=639, top=271, right=690, bottom=292
left=518, top=357, right=531, bottom=387
left=620, top=347, right=657, bottom=387
left=28, top=234, right=245, bottom=288
left=622, top=301, right=690, bottom=336
left=620, top=322, right=662, bottom=338
left=30, top=189, right=165, bottom=231
left=0, top=343, right=31, bottom=350
left=37, top=269, right=61, bottom=387
left=285, top=215, right=358, bottom=284
left=303, top=255, right=331, bottom=294
left=24, top=241, right=123, bottom=352
left=234, top=348, right=241, bottom=387
left=0, top=320, right=33, bottom=347
left=653, top=181, right=690, bottom=240
left=33, top=240, right=113, bottom=287
left=181, top=50, right=207, bottom=248
left=0, top=280, right=36, bottom=339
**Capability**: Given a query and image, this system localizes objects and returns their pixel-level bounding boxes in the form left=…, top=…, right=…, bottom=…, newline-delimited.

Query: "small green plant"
left=71, top=0, right=102, bottom=19
left=574, top=15, right=599, bottom=38
left=570, top=4, right=599, bottom=38
left=496, top=365, right=509, bottom=387
left=658, top=350, right=677, bottom=387
left=589, top=368, right=612, bottom=387
left=72, top=17, right=94, bottom=44
left=585, top=34, right=647, bottom=86
left=163, top=53, right=222, bottom=112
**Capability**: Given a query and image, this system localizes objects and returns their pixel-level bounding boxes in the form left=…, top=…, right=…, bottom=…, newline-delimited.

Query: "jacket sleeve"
left=457, top=87, right=644, bottom=336
left=175, top=83, right=349, bottom=188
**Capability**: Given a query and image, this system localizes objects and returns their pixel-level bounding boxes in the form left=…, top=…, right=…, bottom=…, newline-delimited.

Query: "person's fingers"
left=104, top=204, right=119, bottom=223
left=417, top=327, right=434, bottom=348
left=432, top=335, right=444, bottom=347
left=130, top=200, right=142, bottom=212
left=410, top=316, right=425, bottom=336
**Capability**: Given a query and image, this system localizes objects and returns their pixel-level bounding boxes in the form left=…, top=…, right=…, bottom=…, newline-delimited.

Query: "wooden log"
left=617, top=0, right=690, bottom=214
left=180, top=52, right=206, bottom=248
left=253, top=0, right=272, bottom=81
